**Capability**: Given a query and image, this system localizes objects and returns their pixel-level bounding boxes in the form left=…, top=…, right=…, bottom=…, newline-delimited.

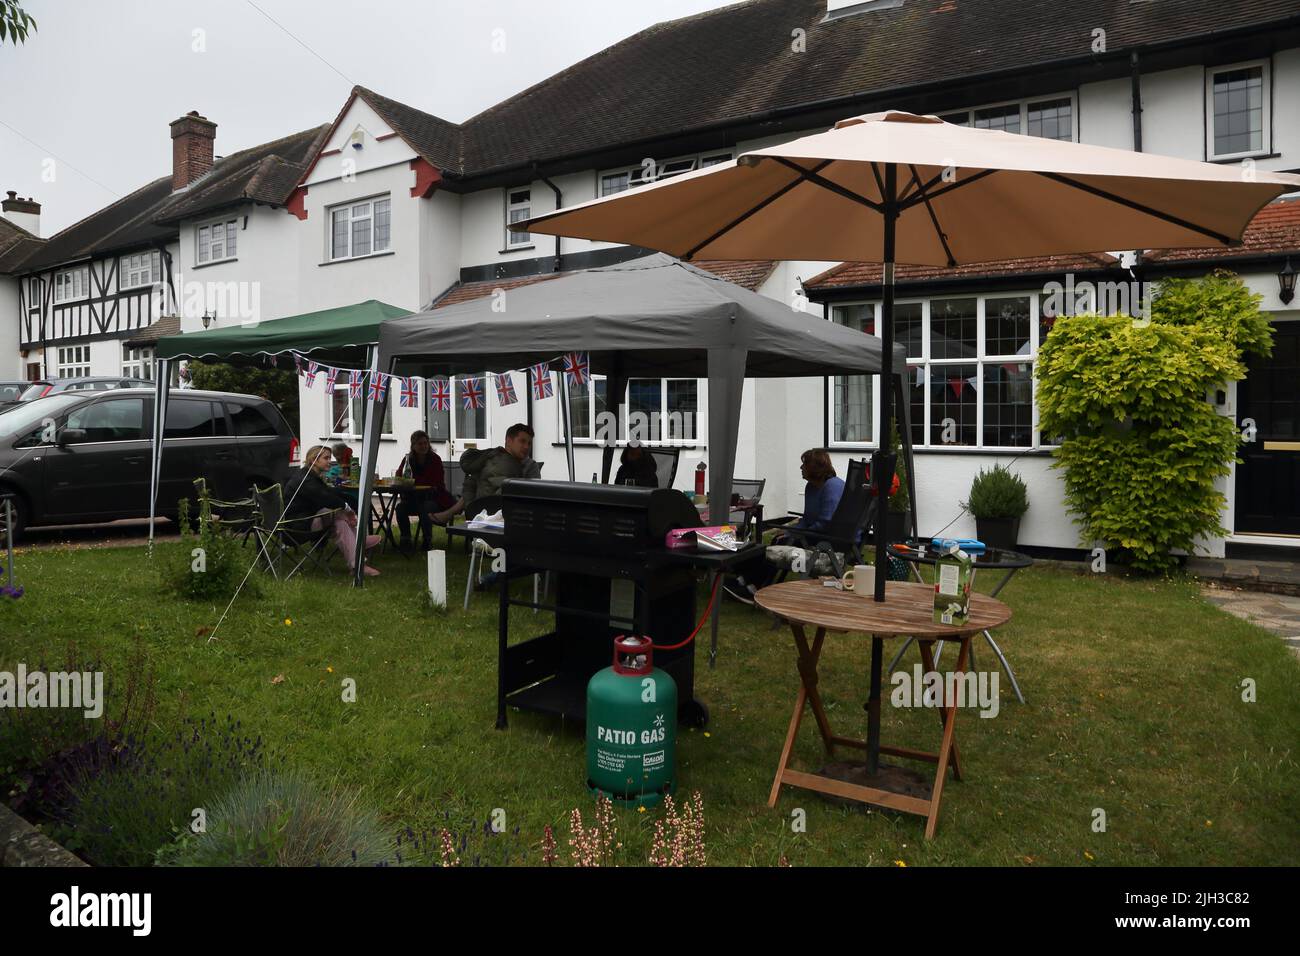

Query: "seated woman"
left=722, top=448, right=845, bottom=604
left=614, top=444, right=659, bottom=487
left=394, top=430, right=457, bottom=551
left=285, top=445, right=382, bottom=577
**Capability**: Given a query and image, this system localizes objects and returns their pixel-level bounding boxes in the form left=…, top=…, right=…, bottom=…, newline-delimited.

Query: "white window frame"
left=196, top=217, right=238, bottom=265
left=562, top=374, right=706, bottom=447
left=327, top=195, right=392, bottom=261
left=1206, top=59, right=1271, bottom=161
left=422, top=375, right=493, bottom=450
left=939, top=92, right=1079, bottom=142
left=122, top=345, right=155, bottom=380
left=52, top=266, right=90, bottom=304
left=828, top=292, right=1046, bottom=452
left=598, top=150, right=733, bottom=197
left=57, top=345, right=92, bottom=378
left=325, top=380, right=394, bottom=439
left=119, top=250, right=161, bottom=290
left=505, top=189, right=532, bottom=249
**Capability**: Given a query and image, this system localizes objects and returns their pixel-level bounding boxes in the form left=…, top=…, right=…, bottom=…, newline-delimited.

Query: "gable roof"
left=0, top=216, right=44, bottom=275
left=353, top=86, right=464, bottom=172
left=20, top=124, right=329, bottom=273
left=441, top=0, right=1300, bottom=178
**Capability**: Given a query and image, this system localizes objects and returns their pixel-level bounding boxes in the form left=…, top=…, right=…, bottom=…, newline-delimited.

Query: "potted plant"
left=961, top=464, right=1028, bottom=550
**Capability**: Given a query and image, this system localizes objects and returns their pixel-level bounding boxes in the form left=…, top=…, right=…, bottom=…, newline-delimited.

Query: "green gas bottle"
left=586, top=635, right=677, bottom=808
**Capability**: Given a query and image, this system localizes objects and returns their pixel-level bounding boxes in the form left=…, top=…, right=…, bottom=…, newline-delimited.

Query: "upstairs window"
left=599, top=150, right=732, bottom=197
left=1208, top=61, right=1269, bottom=160
left=505, top=189, right=531, bottom=248
left=53, top=266, right=89, bottom=304
left=197, top=218, right=237, bottom=264
left=329, top=196, right=391, bottom=260
left=941, top=94, right=1075, bottom=142
left=120, top=250, right=161, bottom=290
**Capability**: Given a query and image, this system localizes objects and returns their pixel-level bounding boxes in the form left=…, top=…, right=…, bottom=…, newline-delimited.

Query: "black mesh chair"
left=252, top=483, right=341, bottom=580
left=761, top=458, right=875, bottom=579
left=600, top=445, right=681, bottom=489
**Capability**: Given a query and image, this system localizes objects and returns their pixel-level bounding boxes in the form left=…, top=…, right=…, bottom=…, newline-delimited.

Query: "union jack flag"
left=429, top=378, right=451, bottom=412
left=326, top=366, right=340, bottom=391
left=530, top=362, right=553, bottom=400
left=348, top=370, right=363, bottom=398
left=562, top=351, right=589, bottom=387
left=461, top=376, right=484, bottom=410
left=399, top=376, right=419, bottom=408
left=294, top=354, right=303, bottom=374
left=369, top=374, right=388, bottom=403
left=305, top=362, right=320, bottom=388
left=495, top=372, right=518, bottom=407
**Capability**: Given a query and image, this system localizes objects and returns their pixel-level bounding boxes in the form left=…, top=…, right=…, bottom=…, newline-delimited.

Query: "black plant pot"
left=975, top=516, right=1021, bottom=551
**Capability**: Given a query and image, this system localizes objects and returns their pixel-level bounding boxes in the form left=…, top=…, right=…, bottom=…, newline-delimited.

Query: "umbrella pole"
left=873, top=164, right=898, bottom=603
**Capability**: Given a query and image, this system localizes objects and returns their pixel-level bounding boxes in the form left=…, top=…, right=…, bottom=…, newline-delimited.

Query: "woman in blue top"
left=723, top=449, right=844, bottom=604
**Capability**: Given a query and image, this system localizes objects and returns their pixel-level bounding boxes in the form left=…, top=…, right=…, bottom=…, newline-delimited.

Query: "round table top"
left=888, top=540, right=1032, bottom=570
left=755, top=579, right=1011, bottom=639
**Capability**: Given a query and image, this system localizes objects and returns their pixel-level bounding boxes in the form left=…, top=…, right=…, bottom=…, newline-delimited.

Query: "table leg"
left=917, top=639, right=962, bottom=781
left=925, top=636, right=970, bottom=839
left=866, top=635, right=883, bottom=775
left=982, top=628, right=1025, bottom=704
left=887, top=636, right=915, bottom=675
left=769, top=626, right=829, bottom=807
left=709, top=570, right=721, bottom=669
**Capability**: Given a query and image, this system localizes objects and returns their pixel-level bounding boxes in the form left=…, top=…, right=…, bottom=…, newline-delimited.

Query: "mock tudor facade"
left=2, top=0, right=1298, bottom=557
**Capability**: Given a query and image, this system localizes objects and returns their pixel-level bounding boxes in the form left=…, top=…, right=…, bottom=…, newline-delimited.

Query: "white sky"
left=0, top=0, right=738, bottom=236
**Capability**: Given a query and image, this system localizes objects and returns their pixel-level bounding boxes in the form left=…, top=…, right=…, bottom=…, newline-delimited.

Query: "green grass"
left=1, top=536, right=1298, bottom=866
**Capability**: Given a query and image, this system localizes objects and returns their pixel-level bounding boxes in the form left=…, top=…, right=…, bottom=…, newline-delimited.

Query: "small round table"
left=756, top=578, right=1011, bottom=839
left=888, top=541, right=1032, bottom=703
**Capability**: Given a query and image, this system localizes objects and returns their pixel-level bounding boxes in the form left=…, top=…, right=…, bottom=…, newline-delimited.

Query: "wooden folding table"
left=756, top=579, right=1011, bottom=838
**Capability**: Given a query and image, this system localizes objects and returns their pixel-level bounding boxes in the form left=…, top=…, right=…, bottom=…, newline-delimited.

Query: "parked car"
left=17, top=376, right=154, bottom=403
left=0, top=388, right=295, bottom=539
left=0, top=381, right=27, bottom=408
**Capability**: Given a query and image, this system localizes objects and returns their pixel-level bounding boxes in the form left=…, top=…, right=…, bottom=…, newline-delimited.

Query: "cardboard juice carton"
left=933, top=543, right=974, bottom=626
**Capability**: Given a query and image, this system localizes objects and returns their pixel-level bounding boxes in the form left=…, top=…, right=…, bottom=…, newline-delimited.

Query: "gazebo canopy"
left=156, top=299, right=410, bottom=369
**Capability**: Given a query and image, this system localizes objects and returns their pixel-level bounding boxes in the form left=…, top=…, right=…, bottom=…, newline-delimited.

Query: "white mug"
left=841, top=564, right=875, bottom=596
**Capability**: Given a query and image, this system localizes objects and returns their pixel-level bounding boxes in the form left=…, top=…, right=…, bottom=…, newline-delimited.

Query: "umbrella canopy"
left=522, top=109, right=1300, bottom=609
left=522, top=110, right=1300, bottom=265
left=155, top=299, right=410, bottom=369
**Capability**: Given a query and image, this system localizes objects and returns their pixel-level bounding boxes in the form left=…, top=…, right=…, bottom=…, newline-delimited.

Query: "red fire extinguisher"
left=695, top=461, right=707, bottom=497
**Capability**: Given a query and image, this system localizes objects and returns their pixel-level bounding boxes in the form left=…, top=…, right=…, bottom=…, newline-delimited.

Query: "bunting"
left=461, top=376, right=484, bottom=410
left=368, top=374, right=388, bottom=403
left=562, top=351, right=589, bottom=387
left=495, top=371, right=518, bottom=407
left=348, top=370, right=363, bottom=398
left=429, top=378, right=452, bottom=412
left=399, top=376, right=419, bottom=408
left=530, top=363, right=553, bottom=400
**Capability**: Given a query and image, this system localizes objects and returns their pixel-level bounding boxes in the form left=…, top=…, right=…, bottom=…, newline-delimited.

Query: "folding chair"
left=763, top=459, right=875, bottom=581
left=251, top=483, right=342, bottom=580
left=730, top=477, right=766, bottom=540
left=192, top=477, right=257, bottom=546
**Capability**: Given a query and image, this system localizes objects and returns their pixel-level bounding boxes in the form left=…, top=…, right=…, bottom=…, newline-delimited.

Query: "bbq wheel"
left=680, top=698, right=709, bottom=729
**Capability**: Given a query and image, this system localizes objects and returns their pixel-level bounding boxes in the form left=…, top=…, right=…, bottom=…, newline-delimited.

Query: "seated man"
left=285, top=445, right=382, bottom=577
left=722, top=448, right=845, bottom=604
left=395, top=430, right=457, bottom=551
left=433, top=422, right=541, bottom=524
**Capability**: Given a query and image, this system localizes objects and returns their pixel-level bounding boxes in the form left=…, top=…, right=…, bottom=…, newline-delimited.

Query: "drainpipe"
left=1130, top=49, right=1144, bottom=271
left=533, top=163, right=563, bottom=272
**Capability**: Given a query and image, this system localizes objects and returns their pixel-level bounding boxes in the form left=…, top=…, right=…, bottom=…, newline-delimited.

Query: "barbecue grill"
left=495, top=479, right=712, bottom=728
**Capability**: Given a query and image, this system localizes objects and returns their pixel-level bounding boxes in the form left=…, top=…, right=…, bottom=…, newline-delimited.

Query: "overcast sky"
left=0, top=0, right=737, bottom=236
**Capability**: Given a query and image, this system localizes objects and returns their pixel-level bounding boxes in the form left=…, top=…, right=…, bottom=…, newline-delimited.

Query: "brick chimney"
left=170, top=111, right=217, bottom=191
left=2, top=190, right=40, bottom=236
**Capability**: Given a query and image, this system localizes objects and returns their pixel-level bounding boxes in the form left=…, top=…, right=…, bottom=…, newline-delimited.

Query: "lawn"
left=1, top=535, right=1297, bottom=867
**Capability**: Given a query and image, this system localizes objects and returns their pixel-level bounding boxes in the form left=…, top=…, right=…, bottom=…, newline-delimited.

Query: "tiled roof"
left=432, top=258, right=776, bottom=309
left=354, top=87, right=464, bottom=173
left=805, top=199, right=1300, bottom=292
left=20, top=125, right=329, bottom=273
left=0, top=216, right=43, bottom=274
left=124, top=314, right=180, bottom=346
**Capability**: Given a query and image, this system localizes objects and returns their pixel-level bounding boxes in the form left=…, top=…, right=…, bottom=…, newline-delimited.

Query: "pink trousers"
left=312, top=510, right=363, bottom=569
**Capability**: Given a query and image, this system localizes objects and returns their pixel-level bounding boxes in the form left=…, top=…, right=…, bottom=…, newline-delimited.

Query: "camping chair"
left=762, top=458, right=875, bottom=581
left=192, top=477, right=257, bottom=546
left=251, top=483, right=342, bottom=580
left=599, top=445, right=681, bottom=489
left=730, top=477, right=766, bottom=540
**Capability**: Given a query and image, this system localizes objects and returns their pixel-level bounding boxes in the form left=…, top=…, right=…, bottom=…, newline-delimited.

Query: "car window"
left=165, top=400, right=217, bottom=438
left=226, top=401, right=277, bottom=437
left=0, top=384, right=24, bottom=402
left=65, top=398, right=146, bottom=442
left=19, top=383, right=51, bottom=401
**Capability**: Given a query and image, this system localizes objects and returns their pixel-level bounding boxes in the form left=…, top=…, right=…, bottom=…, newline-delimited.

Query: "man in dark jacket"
left=433, top=423, right=541, bottom=523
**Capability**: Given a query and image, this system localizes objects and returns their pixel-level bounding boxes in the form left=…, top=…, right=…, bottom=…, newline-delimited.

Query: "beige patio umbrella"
left=522, top=110, right=1300, bottom=601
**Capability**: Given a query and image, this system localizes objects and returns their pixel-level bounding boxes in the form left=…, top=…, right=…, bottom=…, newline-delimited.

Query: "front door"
left=1235, top=321, right=1300, bottom=536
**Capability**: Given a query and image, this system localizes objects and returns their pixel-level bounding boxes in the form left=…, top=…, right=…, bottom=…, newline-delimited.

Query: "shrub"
left=1035, top=272, right=1271, bottom=572
left=961, top=464, right=1029, bottom=520
left=159, top=769, right=393, bottom=867
left=163, top=494, right=256, bottom=601
left=52, top=713, right=268, bottom=867
left=887, top=424, right=911, bottom=515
